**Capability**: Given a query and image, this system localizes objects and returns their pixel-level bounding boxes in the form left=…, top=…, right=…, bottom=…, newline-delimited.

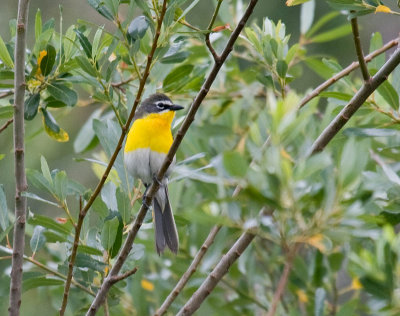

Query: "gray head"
left=134, top=93, right=184, bottom=119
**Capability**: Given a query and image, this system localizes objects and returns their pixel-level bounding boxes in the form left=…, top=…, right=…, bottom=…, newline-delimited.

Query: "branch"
left=309, top=46, right=400, bottom=155
left=350, top=16, right=370, bottom=81
left=108, top=267, right=138, bottom=284
left=60, top=0, right=170, bottom=313
left=266, top=244, right=299, bottom=316
left=205, top=0, right=223, bottom=62
left=0, top=90, right=14, bottom=99
left=155, top=225, right=222, bottom=316
left=0, top=119, right=13, bottom=134
left=176, top=232, right=256, bottom=316
left=9, top=0, right=30, bottom=315
left=86, top=1, right=259, bottom=314
left=297, top=37, right=399, bottom=109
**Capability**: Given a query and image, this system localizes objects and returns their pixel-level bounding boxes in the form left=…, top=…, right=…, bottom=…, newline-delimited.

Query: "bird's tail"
left=153, top=185, right=179, bottom=255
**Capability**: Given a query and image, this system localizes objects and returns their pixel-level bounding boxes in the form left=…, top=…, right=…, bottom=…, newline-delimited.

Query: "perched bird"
left=124, top=93, right=184, bottom=255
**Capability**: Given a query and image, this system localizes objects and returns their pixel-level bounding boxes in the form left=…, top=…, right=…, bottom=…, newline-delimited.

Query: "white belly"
left=124, top=148, right=175, bottom=184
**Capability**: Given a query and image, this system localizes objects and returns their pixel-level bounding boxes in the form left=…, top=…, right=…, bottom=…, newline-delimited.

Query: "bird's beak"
left=170, top=104, right=184, bottom=111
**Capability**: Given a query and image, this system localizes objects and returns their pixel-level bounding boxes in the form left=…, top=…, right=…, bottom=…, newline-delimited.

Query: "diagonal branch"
left=86, top=1, right=259, bottom=314
left=205, top=0, right=224, bottom=62
left=0, top=119, right=13, bottom=134
left=60, top=1, right=169, bottom=314
left=176, top=232, right=256, bottom=315
left=298, top=37, right=399, bottom=109
left=9, top=0, right=31, bottom=315
left=350, top=16, right=370, bottom=81
left=309, top=46, right=400, bottom=155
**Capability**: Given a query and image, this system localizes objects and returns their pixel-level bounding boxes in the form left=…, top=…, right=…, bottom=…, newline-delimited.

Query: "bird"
left=124, top=93, right=184, bottom=255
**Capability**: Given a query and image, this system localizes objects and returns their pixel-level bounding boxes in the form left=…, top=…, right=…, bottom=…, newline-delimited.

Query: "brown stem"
left=350, top=16, right=370, bottom=81
left=298, top=37, right=399, bottom=109
left=0, top=90, right=14, bottom=99
left=86, top=0, right=259, bottom=314
left=176, top=232, right=256, bottom=316
left=205, top=0, right=223, bottom=62
left=109, top=267, right=138, bottom=284
left=309, top=46, right=400, bottom=155
left=266, top=244, right=299, bottom=316
left=155, top=225, right=222, bottom=316
left=0, top=119, right=13, bottom=134
left=9, top=0, right=30, bottom=315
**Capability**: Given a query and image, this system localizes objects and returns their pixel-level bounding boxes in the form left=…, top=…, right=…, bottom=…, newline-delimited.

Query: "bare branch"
left=266, top=244, right=299, bottom=316
left=0, top=119, right=13, bottom=134
left=9, top=0, right=30, bottom=315
left=86, top=1, right=259, bottom=314
left=0, top=90, right=14, bottom=99
left=350, top=16, right=370, bottom=81
left=109, top=267, right=138, bottom=284
left=155, top=225, right=222, bottom=316
left=298, top=37, right=399, bottom=109
left=309, top=46, right=400, bottom=155
left=176, top=232, right=256, bottom=316
left=205, top=0, right=223, bottom=62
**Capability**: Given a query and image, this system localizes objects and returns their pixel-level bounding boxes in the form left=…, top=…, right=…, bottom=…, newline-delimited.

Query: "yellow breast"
left=124, top=111, right=175, bottom=154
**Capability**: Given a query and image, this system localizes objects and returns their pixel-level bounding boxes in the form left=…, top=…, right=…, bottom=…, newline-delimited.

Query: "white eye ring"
left=156, top=103, right=165, bottom=109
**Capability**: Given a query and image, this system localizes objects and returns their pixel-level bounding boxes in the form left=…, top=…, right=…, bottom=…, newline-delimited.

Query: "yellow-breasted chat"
left=124, top=93, right=184, bottom=255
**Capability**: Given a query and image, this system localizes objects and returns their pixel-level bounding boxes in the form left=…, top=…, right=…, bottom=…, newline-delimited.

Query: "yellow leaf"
left=286, top=0, right=309, bottom=6
left=44, top=123, right=70, bottom=142
left=296, top=289, right=308, bottom=303
left=304, top=234, right=326, bottom=252
left=27, top=79, right=42, bottom=92
left=36, top=50, right=47, bottom=78
left=375, top=5, right=391, bottom=13
left=141, top=279, right=154, bottom=291
left=351, top=278, right=362, bottom=290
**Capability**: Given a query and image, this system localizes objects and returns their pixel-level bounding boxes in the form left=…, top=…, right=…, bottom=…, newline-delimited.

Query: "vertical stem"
left=350, top=16, right=370, bottom=81
left=9, top=0, right=30, bottom=315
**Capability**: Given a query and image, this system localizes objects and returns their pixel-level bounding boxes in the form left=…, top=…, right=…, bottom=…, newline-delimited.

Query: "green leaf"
left=0, top=106, right=14, bottom=119
left=22, top=192, right=59, bottom=207
left=343, top=128, right=398, bottom=137
left=75, top=55, right=98, bottom=77
left=314, top=288, right=326, bottom=316
left=0, top=35, right=14, bottom=68
left=74, top=108, right=102, bottom=153
left=35, top=9, right=42, bottom=41
left=28, top=214, right=71, bottom=235
left=128, top=16, right=150, bottom=42
left=26, top=169, right=53, bottom=194
left=40, top=155, right=53, bottom=186
left=163, top=65, right=194, bottom=92
left=54, top=171, right=68, bottom=200
left=30, top=226, right=46, bottom=253
left=41, top=107, right=59, bottom=133
left=64, top=25, right=77, bottom=62
left=77, top=245, right=103, bottom=256
left=87, top=0, right=114, bottom=20
left=92, top=27, right=103, bottom=59
left=0, top=223, right=13, bottom=244
left=309, top=24, right=352, bottom=43
left=44, top=96, right=67, bottom=108
left=92, top=197, right=109, bottom=218
left=306, top=11, right=339, bottom=38
left=360, top=275, right=391, bottom=298
left=369, top=32, right=384, bottom=70
left=40, top=45, right=56, bottom=76
left=276, top=59, right=288, bottom=78
left=23, top=277, right=63, bottom=292
left=379, top=211, right=400, bottom=226
left=74, top=28, right=93, bottom=58
left=223, top=151, right=248, bottom=178
left=47, top=82, right=77, bottom=107
left=24, top=93, right=41, bottom=121
left=286, top=0, right=311, bottom=5
left=116, top=188, right=131, bottom=225
left=377, top=80, right=399, bottom=110
left=75, top=253, right=106, bottom=271
left=0, top=70, right=14, bottom=80
left=0, top=185, right=9, bottom=231
left=300, top=0, right=315, bottom=34
left=161, top=51, right=190, bottom=64
left=101, top=216, right=119, bottom=251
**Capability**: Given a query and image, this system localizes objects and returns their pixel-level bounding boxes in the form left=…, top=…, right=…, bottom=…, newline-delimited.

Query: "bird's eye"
left=156, top=103, right=166, bottom=110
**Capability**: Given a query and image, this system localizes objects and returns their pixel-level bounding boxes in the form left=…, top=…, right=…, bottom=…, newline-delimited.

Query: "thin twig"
left=350, top=16, right=370, bottom=81
left=176, top=232, right=256, bottom=316
left=309, top=46, right=400, bottom=155
left=109, top=267, right=138, bottom=284
left=9, top=0, right=30, bottom=315
left=0, top=90, right=14, bottom=99
left=86, top=1, right=259, bottom=314
left=155, top=225, right=222, bottom=316
left=298, top=37, right=399, bottom=109
left=205, top=0, right=223, bottom=62
left=62, top=1, right=171, bottom=313
left=266, top=244, right=299, bottom=316
left=0, top=119, right=13, bottom=134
